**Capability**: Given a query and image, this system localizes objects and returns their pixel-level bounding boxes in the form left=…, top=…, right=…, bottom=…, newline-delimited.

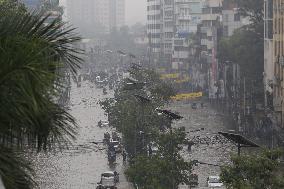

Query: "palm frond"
left=0, top=146, right=36, bottom=189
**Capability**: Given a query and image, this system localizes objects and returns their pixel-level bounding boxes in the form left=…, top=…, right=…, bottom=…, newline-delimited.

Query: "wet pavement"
left=31, top=80, right=232, bottom=189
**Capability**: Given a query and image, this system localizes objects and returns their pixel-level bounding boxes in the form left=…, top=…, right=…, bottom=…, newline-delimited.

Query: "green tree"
left=233, top=0, right=263, bottom=25
left=125, top=130, right=192, bottom=189
left=218, top=0, right=264, bottom=102
left=0, top=1, right=81, bottom=188
left=221, top=150, right=284, bottom=189
left=100, top=66, right=176, bottom=157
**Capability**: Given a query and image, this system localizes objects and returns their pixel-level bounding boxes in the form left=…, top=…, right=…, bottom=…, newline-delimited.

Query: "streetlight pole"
left=155, top=108, right=183, bottom=189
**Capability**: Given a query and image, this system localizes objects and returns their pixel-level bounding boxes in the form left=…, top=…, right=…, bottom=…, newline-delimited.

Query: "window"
left=165, top=43, right=172, bottom=49
left=224, top=14, right=229, bottom=22
left=223, top=26, right=228, bottom=36
left=234, top=13, right=240, bottom=21
left=165, top=32, right=173, bottom=38
left=148, top=5, right=160, bottom=11
left=149, top=33, right=160, bottom=38
left=174, top=40, right=183, bottom=45
left=165, top=10, right=173, bottom=17
left=165, top=21, right=173, bottom=28
left=148, top=24, right=161, bottom=29
left=164, top=0, right=172, bottom=5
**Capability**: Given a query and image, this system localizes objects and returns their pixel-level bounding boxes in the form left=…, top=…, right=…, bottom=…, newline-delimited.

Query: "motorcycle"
left=108, top=150, right=116, bottom=163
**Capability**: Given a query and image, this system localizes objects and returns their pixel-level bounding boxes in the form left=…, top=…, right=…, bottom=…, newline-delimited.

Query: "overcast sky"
left=60, top=0, right=146, bottom=26
left=125, top=0, right=146, bottom=25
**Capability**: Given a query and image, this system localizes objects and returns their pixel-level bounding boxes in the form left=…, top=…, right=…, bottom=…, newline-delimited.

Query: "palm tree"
left=0, top=1, right=82, bottom=188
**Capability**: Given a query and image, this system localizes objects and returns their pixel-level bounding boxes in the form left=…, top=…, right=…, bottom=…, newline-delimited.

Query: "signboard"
left=160, top=73, right=179, bottom=79
left=174, top=77, right=190, bottom=83
left=171, top=92, right=203, bottom=100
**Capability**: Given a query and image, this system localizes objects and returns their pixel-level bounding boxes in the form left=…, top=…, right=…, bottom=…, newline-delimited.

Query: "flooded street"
left=31, top=80, right=132, bottom=189
left=171, top=102, right=233, bottom=188
left=31, top=80, right=232, bottom=189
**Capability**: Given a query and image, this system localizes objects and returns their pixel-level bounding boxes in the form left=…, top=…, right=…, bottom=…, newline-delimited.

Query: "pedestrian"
left=187, top=141, right=194, bottom=152
left=122, top=150, right=127, bottom=162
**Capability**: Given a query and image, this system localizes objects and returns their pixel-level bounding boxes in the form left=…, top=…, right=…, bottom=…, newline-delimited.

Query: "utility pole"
left=243, top=77, right=246, bottom=116
left=243, top=77, right=246, bottom=134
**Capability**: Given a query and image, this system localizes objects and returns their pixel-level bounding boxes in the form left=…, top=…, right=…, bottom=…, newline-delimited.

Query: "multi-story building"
left=147, top=0, right=203, bottom=69
left=66, top=0, right=125, bottom=37
left=199, top=0, right=223, bottom=99
left=21, top=0, right=63, bottom=25
left=147, top=0, right=162, bottom=67
left=273, top=0, right=284, bottom=127
left=172, top=0, right=203, bottom=70
left=264, top=0, right=274, bottom=108
left=21, top=0, right=42, bottom=10
left=222, top=0, right=249, bottom=37
left=160, top=0, right=174, bottom=68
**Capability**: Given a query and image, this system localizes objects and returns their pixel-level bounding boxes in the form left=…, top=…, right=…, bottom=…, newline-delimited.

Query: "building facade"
left=147, top=0, right=162, bottom=67
left=222, top=0, right=248, bottom=37
left=264, top=0, right=274, bottom=109
left=147, top=0, right=203, bottom=69
left=199, top=0, right=223, bottom=99
left=172, top=0, right=203, bottom=70
left=21, top=0, right=42, bottom=10
left=273, top=0, right=284, bottom=127
left=66, top=0, right=125, bottom=37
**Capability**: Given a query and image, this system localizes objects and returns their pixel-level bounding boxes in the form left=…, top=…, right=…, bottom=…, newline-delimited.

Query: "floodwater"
left=31, top=81, right=132, bottom=189
left=171, top=102, right=233, bottom=188
left=31, top=80, right=232, bottom=189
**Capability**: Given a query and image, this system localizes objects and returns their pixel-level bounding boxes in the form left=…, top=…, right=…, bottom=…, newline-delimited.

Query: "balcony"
left=207, top=41, right=214, bottom=49
left=172, top=51, right=189, bottom=59
left=200, top=26, right=208, bottom=33
left=201, top=39, right=208, bottom=46
left=201, top=14, right=219, bottom=21
left=203, top=0, right=223, bottom=8
left=178, top=15, right=191, bottom=20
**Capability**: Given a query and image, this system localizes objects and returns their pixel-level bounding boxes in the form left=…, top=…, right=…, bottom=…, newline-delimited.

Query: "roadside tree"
left=221, top=150, right=284, bottom=189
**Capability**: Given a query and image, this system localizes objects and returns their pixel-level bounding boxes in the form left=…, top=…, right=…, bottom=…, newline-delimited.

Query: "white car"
left=207, top=176, right=223, bottom=188
left=98, top=120, right=109, bottom=127
left=98, top=171, right=119, bottom=189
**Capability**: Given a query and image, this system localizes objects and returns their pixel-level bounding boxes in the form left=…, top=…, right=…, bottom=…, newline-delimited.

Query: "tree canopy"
left=221, top=150, right=284, bottom=189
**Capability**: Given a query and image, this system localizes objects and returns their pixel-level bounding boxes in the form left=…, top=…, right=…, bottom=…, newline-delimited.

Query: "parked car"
left=97, top=171, right=119, bottom=189
left=191, top=103, right=197, bottom=109
left=207, top=176, right=223, bottom=188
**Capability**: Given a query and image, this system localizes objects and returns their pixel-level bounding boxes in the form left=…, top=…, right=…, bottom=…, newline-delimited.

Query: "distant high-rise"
left=147, top=0, right=203, bottom=69
left=21, top=0, right=42, bottom=10
left=66, top=0, right=125, bottom=37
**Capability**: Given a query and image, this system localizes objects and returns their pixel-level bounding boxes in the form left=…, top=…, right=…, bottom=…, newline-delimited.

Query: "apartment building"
left=199, top=0, right=223, bottom=99
left=273, top=0, right=284, bottom=127
left=172, top=0, right=203, bottom=70
left=147, top=0, right=203, bottom=69
left=222, top=0, right=248, bottom=37
left=147, top=0, right=162, bottom=67
left=160, top=0, right=174, bottom=68
left=264, top=0, right=274, bottom=108
left=66, top=0, right=125, bottom=37
left=21, top=0, right=42, bottom=10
